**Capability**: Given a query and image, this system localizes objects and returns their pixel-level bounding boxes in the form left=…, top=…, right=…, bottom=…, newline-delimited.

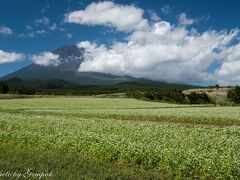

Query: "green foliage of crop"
left=2, top=98, right=240, bottom=126
left=0, top=97, right=240, bottom=179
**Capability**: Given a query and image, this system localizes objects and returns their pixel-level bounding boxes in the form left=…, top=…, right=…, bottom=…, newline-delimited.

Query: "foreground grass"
left=0, top=98, right=240, bottom=179
left=1, top=142, right=166, bottom=179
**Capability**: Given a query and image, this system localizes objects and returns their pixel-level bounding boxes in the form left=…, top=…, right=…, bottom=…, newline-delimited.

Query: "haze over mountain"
left=1, top=45, right=158, bottom=85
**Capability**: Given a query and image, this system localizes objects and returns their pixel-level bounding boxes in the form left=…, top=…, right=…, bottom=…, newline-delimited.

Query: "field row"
left=1, top=98, right=240, bottom=126
left=20, top=107, right=240, bottom=126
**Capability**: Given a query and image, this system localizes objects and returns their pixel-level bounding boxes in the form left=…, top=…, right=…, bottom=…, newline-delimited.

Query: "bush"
left=0, top=82, right=9, bottom=94
left=187, top=92, right=212, bottom=104
left=126, top=90, right=145, bottom=99
left=227, top=86, right=240, bottom=104
left=127, top=88, right=186, bottom=104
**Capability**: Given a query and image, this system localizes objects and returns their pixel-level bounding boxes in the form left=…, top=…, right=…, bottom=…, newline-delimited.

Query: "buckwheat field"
left=0, top=98, right=240, bottom=179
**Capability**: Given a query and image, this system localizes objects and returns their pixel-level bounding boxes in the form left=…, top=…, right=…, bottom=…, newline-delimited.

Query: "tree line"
left=126, top=88, right=212, bottom=104
left=1, top=80, right=240, bottom=105
left=0, top=81, right=36, bottom=95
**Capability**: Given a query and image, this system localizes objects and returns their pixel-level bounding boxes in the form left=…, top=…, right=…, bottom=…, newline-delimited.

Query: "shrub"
left=187, top=92, right=212, bottom=104
left=127, top=88, right=186, bottom=104
left=126, top=90, right=145, bottom=99
left=227, top=86, right=240, bottom=104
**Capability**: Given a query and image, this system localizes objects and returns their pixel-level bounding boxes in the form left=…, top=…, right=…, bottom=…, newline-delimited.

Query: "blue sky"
left=1, top=0, right=240, bottom=85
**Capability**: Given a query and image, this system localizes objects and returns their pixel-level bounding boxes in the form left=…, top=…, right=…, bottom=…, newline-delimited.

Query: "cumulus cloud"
left=69, top=2, right=240, bottom=85
left=0, top=26, right=13, bottom=36
left=65, top=1, right=149, bottom=32
left=31, top=52, right=60, bottom=66
left=78, top=27, right=239, bottom=84
left=178, top=13, right=195, bottom=25
left=0, top=50, right=25, bottom=64
left=214, top=44, right=240, bottom=85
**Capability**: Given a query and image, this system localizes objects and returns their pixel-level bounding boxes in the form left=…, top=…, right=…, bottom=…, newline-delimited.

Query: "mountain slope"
left=2, top=64, right=151, bottom=85
left=1, top=45, right=195, bottom=87
left=1, top=45, right=153, bottom=85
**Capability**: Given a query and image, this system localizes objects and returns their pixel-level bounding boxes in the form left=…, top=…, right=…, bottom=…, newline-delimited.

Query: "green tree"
left=227, top=86, right=240, bottom=103
left=187, top=92, right=212, bottom=104
left=0, top=82, right=9, bottom=94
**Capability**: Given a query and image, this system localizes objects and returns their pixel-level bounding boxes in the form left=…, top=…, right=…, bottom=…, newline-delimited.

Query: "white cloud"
left=19, top=29, right=48, bottom=38
left=19, top=32, right=35, bottom=38
left=49, top=23, right=57, bottom=31
left=148, top=11, right=161, bottom=22
left=26, top=25, right=33, bottom=30
left=65, top=33, right=73, bottom=39
left=69, top=2, right=240, bottom=85
left=19, top=30, right=46, bottom=38
left=0, top=26, right=13, bottom=36
left=214, top=44, right=240, bottom=85
left=77, top=23, right=239, bottom=84
left=34, top=17, right=50, bottom=25
left=0, top=50, right=25, bottom=64
left=48, top=23, right=65, bottom=32
left=31, top=52, right=60, bottom=66
left=65, top=1, right=149, bottom=32
left=178, top=13, right=195, bottom=25
left=35, top=30, right=47, bottom=34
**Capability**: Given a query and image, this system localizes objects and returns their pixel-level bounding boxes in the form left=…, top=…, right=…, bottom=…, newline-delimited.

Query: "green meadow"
left=0, top=97, right=240, bottom=179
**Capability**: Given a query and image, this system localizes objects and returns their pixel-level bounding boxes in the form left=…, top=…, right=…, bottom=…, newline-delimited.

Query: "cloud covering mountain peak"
left=66, top=1, right=240, bottom=85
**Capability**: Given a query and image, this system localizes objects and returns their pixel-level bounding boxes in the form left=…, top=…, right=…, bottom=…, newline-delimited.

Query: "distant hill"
left=3, top=77, right=196, bottom=90
left=1, top=76, right=197, bottom=96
